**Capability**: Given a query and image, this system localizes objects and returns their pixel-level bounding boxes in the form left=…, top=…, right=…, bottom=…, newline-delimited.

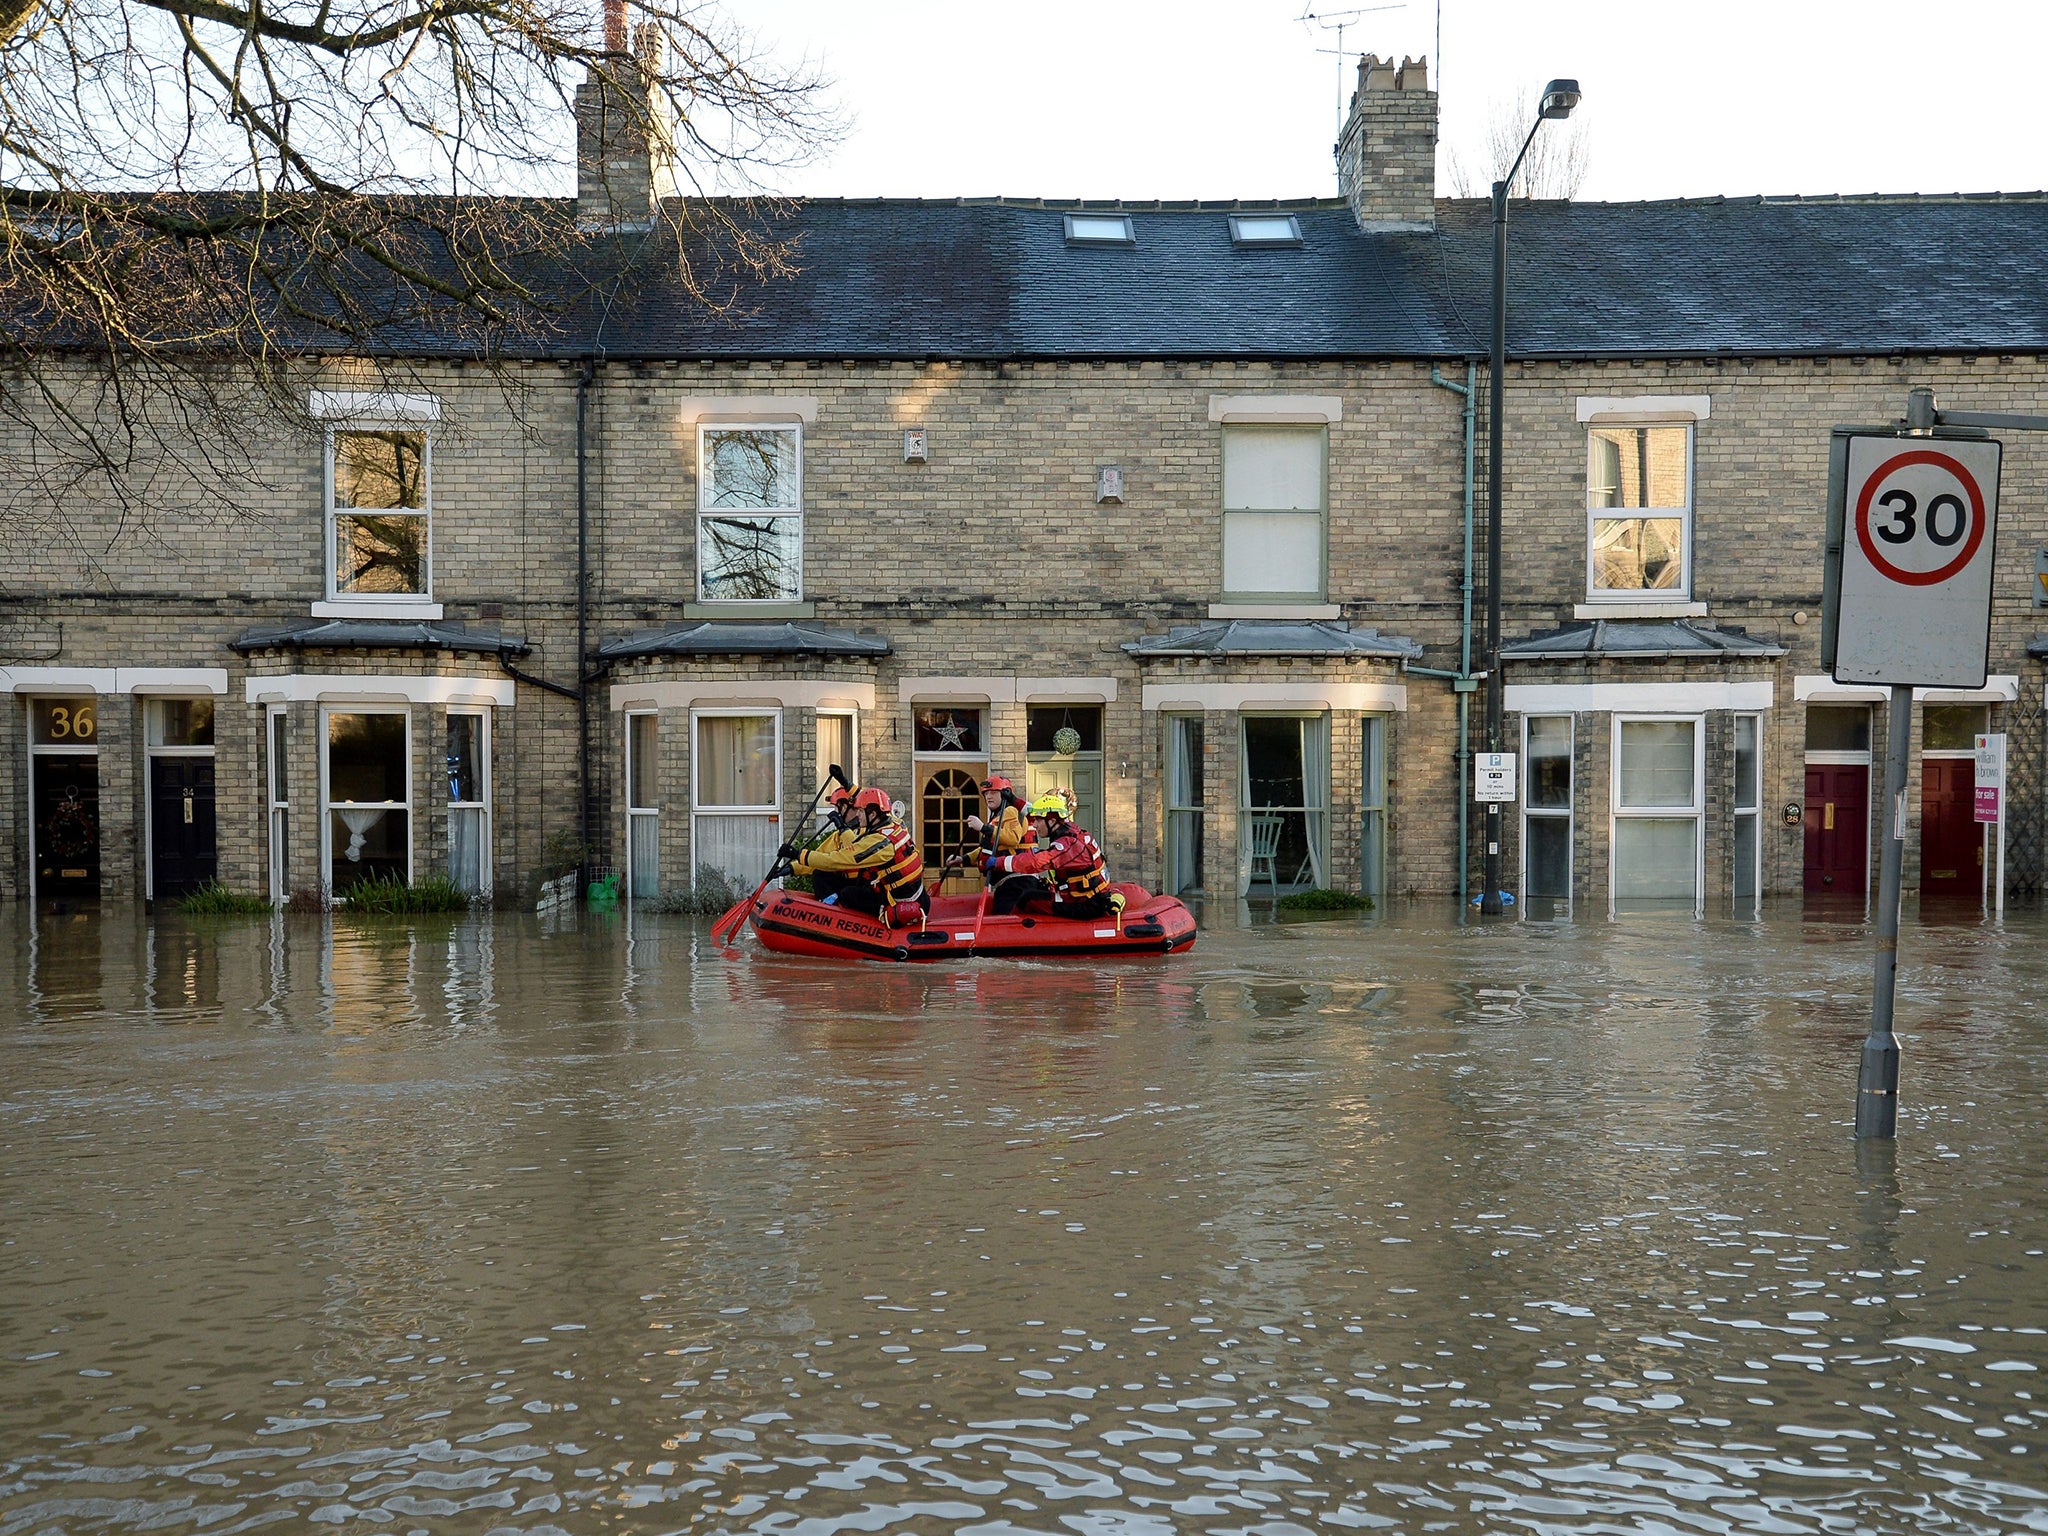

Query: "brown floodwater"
left=2, top=901, right=2046, bottom=1534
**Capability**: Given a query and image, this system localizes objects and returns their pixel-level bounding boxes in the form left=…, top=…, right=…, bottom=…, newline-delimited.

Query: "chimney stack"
left=575, top=16, right=678, bottom=233
left=1335, top=54, right=1436, bottom=232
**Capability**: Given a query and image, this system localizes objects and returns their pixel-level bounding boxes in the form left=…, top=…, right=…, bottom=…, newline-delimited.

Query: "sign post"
left=1823, top=418, right=2002, bottom=1141
left=1975, top=732, right=2006, bottom=915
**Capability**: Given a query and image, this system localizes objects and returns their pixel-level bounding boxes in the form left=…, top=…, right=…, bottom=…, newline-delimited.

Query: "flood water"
left=4, top=901, right=2047, bottom=1535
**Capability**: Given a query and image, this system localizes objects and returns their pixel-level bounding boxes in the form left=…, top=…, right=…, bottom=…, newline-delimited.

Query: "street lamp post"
left=1480, top=77, right=1580, bottom=918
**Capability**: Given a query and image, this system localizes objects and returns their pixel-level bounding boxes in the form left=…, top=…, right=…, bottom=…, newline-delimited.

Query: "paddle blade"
left=708, top=895, right=752, bottom=945
left=827, top=763, right=848, bottom=787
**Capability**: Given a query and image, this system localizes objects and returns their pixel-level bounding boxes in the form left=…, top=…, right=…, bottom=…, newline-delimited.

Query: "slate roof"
left=1502, top=619, right=1786, bottom=661
left=1122, top=620, right=1423, bottom=659
left=598, top=620, right=891, bottom=660
left=571, top=193, right=2048, bottom=362
left=228, top=618, right=530, bottom=655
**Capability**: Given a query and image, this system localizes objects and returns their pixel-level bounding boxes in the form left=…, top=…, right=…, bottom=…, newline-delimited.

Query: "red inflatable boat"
left=744, top=883, right=1197, bottom=961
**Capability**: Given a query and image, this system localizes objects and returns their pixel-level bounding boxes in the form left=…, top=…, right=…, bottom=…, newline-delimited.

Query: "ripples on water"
left=2, top=904, right=2046, bottom=1534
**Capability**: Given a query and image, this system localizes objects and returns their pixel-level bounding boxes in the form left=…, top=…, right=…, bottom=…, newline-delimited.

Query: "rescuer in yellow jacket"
left=784, top=786, right=930, bottom=925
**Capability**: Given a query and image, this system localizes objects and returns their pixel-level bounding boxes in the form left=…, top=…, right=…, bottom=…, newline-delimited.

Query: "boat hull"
left=746, top=883, right=1197, bottom=961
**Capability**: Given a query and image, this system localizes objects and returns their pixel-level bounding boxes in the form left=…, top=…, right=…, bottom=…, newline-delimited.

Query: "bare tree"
left=1444, top=89, right=1591, bottom=201
left=0, top=0, right=835, bottom=542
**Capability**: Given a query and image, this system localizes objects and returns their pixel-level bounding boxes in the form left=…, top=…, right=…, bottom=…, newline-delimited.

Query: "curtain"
left=628, top=812, right=660, bottom=897
left=1236, top=717, right=1253, bottom=898
left=693, top=813, right=777, bottom=892
left=1167, top=717, right=1199, bottom=894
left=449, top=806, right=484, bottom=894
left=1301, top=714, right=1328, bottom=889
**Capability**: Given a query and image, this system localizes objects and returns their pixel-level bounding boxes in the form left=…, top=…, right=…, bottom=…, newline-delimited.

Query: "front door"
left=1803, top=762, right=1868, bottom=895
left=33, top=756, right=101, bottom=898
left=1920, top=759, right=1979, bottom=898
left=150, top=757, right=218, bottom=900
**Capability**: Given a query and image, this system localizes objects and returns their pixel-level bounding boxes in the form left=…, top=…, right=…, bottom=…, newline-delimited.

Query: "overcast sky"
left=738, top=0, right=2045, bottom=204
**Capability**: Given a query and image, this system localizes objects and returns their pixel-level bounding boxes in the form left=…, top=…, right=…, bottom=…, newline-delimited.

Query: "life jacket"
left=979, top=800, right=1034, bottom=856
left=874, top=820, right=926, bottom=908
left=996, top=821, right=1109, bottom=903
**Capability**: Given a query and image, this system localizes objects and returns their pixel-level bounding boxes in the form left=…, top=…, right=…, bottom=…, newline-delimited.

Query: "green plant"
left=338, top=873, right=472, bottom=914
left=178, top=880, right=270, bottom=915
left=1275, top=887, right=1374, bottom=913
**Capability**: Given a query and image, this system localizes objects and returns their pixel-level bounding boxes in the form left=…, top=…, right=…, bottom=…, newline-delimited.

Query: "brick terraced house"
left=5, top=53, right=2047, bottom=917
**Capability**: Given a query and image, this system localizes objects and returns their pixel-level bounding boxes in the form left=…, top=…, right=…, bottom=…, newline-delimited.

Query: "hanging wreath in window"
left=1052, top=725, right=1082, bottom=758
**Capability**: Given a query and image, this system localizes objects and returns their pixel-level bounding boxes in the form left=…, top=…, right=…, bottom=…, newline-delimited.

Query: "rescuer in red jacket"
left=981, top=791, right=1122, bottom=921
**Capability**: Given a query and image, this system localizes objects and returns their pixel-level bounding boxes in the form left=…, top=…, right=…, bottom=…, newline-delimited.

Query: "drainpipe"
left=1426, top=362, right=1479, bottom=909
left=577, top=358, right=595, bottom=866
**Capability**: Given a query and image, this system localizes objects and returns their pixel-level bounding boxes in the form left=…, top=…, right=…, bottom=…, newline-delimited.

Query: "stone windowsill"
left=1207, top=602, right=1343, bottom=621
left=311, top=599, right=445, bottom=621
left=681, top=601, right=819, bottom=621
left=1572, top=600, right=1708, bottom=620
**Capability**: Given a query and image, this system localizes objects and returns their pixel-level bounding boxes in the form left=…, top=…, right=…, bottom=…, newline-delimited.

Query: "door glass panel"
left=1923, top=704, right=1988, bottom=752
left=1734, top=715, right=1760, bottom=808
left=1804, top=706, right=1870, bottom=753
left=1165, top=716, right=1204, bottom=897
left=1526, top=816, right=1572, bottom=900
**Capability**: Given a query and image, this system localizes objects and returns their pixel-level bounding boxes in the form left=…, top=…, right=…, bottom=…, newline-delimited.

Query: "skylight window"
left=1230, top=214, right=1303, bottom=246
left=1065, top=213, right=1134, bottom=245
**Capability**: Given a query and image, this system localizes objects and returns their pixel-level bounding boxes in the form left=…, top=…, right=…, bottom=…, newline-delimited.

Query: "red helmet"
left=853, top=786, right=892, bottom=816
left=981, top=774, right=1012, bottom=793
left=829, top=785, right=857, bottom=808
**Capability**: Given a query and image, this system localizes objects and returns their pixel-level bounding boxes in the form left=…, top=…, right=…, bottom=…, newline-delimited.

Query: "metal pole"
left=1481, top=177, right=1508, bottom=917
left=1856, top=682, right=1912, bottom=1140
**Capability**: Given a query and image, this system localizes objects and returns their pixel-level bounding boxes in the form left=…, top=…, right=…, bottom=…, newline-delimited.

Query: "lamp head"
left=1539, top=78, right=1581, bottom=119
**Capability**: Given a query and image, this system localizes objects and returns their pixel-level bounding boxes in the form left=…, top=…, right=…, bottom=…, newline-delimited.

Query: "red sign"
left=1976, top=786, right=2001, bottom=824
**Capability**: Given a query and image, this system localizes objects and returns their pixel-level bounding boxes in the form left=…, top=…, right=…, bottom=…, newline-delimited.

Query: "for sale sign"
left=1975, top=732, right=2006, bottom=824
left=1828, top=435, right=2002, bottom=688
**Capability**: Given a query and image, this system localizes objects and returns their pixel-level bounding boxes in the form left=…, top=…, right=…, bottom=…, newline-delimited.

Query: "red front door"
left=1804, top=763, right=1868, bottom=895
left=1920, top=758, right=1980, bottom=899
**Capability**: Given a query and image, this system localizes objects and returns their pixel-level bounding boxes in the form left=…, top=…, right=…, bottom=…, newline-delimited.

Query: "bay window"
left=691, top=710, right=781, bottom=890
left=1612, top=716, right=1703, bottom=914
left=324, top=708, right=410, bottom=894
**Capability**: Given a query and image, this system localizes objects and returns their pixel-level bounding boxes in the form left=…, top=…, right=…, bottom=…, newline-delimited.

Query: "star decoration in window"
left=934, top=714, right=967, bottom=751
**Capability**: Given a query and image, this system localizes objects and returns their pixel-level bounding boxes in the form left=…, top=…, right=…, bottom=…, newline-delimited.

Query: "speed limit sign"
left=1829, top=434, right=2002, bottom=687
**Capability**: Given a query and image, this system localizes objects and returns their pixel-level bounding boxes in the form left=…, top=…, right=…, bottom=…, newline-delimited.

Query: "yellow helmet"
left=1026, top=791, right=1070, bottom=819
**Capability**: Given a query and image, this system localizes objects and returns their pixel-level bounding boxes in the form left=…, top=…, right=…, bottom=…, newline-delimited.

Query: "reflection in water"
left=3, top=903, right=2047, bottom=1534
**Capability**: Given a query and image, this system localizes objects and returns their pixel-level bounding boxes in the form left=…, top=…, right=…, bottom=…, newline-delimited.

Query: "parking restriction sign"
left=1828, top=434, right=2002, bottom=688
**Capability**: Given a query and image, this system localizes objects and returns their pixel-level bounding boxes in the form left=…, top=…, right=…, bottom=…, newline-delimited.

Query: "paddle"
left=710, top=763, right=847, bottom=947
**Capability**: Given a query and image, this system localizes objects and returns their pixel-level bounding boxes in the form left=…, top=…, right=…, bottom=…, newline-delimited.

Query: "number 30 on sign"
left=1827, top=434, right=2002, bottom=689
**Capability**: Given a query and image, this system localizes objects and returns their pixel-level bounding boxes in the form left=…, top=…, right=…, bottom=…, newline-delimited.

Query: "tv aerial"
left=1298, top=5, right=1406, bottom=134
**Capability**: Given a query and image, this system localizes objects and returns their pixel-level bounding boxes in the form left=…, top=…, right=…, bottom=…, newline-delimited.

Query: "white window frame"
left=319, top=704, right=413, bottom=896
left=1585, top=420, right=1694, bottom=603
left=267, top=704, right=290, bottom=906
left=1733, top=712, right=1762, bottom=917
left=1228, top=213, right=1303, bottom=246
left=625, top=709, right=660, bottom=899
left=446, top=706, right=491, bottom=897
left=690, top=707, right=783, bottom=889
left=1520, top=713, right=1574, bottom=911
left=697, top=422, right=803, bottom=603
left=141, top=697, right=217, bottom=902
left=815, top=709, right=859, bottom=826
left=1064, top=212, right=1134, bottom=244
left=1221, top=424, right=1327, bottom=603
left=324, top=424, right=434, bottom=607
left=1163, top=712, right=1205, bottom=898
left=1609, top=713, right=1705, bottom=917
